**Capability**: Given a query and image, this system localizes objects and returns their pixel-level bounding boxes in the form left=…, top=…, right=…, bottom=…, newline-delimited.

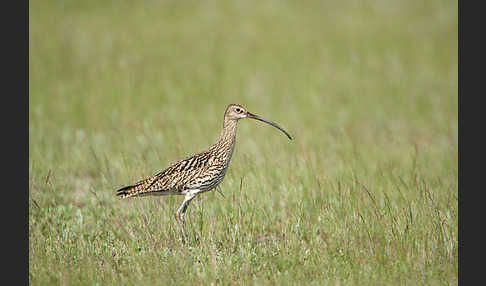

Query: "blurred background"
left=29, top=0, right=457, bottom=284
left=30, top=0, right=457, bottom=181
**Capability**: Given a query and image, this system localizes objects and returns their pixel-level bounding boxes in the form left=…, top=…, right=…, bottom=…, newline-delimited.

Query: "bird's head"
left=224, top=104, right=292, bottom=140
left=224, top=104, right=249, bottom=120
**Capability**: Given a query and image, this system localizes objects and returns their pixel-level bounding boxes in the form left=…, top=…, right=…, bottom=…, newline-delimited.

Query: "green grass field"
left=29, top=0, right=457, bottom=284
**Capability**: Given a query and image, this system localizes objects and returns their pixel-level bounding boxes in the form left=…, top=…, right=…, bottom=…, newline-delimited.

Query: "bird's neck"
left=210, top=118, right=238, bottom=156
left=220, top=118, right=238, bottom=141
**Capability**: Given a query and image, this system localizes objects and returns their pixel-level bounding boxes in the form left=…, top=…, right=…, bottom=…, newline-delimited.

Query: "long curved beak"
left=247, top=112, right=292, bottom=140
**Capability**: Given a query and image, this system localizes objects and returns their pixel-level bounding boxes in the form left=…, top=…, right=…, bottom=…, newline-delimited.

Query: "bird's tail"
left=115, top=180, right=149, bottom=198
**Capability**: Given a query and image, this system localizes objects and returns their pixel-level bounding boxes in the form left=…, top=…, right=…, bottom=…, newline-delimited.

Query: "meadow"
left=29, top=0, right=457, bottom=284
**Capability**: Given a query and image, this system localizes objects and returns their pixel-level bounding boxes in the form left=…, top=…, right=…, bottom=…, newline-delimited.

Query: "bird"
left=115, top=104, right=292, bottom=243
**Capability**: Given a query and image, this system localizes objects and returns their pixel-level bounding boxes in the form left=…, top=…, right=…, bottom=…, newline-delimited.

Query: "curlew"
left=116, top=104, right=292, bottom=243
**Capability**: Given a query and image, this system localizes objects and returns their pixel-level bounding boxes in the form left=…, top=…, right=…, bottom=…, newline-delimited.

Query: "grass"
left=29, top=0, right=457, bottom=285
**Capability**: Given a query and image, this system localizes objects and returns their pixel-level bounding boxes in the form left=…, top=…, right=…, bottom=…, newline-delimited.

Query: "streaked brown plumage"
left=116, top=104, right=292, bottom=243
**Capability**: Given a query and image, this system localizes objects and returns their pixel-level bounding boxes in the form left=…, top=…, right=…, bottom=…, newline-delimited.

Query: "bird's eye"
left=235, top=108, right=241, bottom=113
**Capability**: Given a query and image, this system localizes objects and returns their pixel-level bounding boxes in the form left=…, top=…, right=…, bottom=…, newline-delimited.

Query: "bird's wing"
left=116, top=151, right=212, bottom=198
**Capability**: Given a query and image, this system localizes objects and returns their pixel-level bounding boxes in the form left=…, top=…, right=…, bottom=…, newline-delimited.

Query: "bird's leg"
left=174, top=193, right=196, bottom=244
